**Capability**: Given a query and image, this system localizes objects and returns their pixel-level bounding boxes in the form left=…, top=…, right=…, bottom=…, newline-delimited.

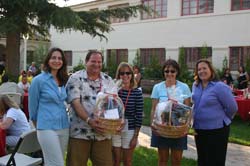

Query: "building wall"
left=50, top=0, right=250, bottom=70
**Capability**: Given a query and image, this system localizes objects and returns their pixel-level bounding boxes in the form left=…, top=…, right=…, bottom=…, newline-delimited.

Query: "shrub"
left=73, top=59, right=85, bottom=72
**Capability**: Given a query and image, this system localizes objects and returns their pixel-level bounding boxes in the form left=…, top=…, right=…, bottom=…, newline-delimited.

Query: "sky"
left=54, top=0, right=95, bottom=7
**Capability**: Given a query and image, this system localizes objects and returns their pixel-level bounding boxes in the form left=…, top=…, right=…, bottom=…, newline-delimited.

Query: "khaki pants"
left=66, top=137, right=112, bottom=166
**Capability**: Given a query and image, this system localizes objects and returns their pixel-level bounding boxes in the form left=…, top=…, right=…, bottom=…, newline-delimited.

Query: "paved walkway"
left=138, top=126, right=250, bottom=166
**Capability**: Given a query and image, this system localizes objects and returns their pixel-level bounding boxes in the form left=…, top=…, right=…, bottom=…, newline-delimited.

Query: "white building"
left=49, top=0, right=250, bottom=72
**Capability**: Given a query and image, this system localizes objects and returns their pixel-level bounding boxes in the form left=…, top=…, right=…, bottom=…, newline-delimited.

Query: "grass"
left=86, top=146, right=196, bottom=166
left=142, top=97, right=250, bottom=146
left=133, top=147, right=196, bottom=166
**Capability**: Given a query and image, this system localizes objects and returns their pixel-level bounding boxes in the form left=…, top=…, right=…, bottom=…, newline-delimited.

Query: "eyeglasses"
left=164, top=70, right=176, bottom=74
left=119, top=72, right=132, bottom=76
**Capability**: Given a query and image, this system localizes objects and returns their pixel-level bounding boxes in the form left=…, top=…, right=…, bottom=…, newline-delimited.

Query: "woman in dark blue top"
left=112, top=62, right=143, bottom=166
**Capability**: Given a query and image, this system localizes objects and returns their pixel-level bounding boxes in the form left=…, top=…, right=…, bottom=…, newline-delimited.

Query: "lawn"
left=142, top=97, right=250, bottom=146
left=87, top=146, right=196, bottom=166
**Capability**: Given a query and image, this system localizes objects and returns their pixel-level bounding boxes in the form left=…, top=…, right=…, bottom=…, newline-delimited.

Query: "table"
left=235, top=97, right=250, bottom=121
left=234, top=89, right=244, bottom=96
left=23, top=92, right=29, bottom=120
left=0, top=129, right=6, bottom=157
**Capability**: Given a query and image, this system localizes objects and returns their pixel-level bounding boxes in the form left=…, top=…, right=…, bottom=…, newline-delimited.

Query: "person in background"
left=0, top=95, right=30, bottom=147
left=237, top=65, right=249, bottom=89
left=17, top=74, right=30, bottom=93
left=29, top=47, right=69, bottom=166
left=27, top=70, right=33, bottom=84
left=112, top=62, right=143, bottom=166
left=18, top=70, right=26, bottom=83
left=221, top=68, right=234, bottom=86
left=28, top=62, right=37, bottom=76
left=192, top=59, right=238, bottom=166
left=133, top=65, right=142, bottom=91
left=150, top=59, right=191, bottom=166
left=66, top=50, right=115, bottom=166
left=0, top=75, right=24, bottom=95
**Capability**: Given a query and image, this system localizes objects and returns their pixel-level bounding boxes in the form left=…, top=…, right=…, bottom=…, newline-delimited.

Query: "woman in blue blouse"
left=29, top=47, right=69, bottom=166
left=112, top=62, right=143, bottom=166
left=192, top=59, right=238, bottom=166
left=150, top=59, right=191, bottom=166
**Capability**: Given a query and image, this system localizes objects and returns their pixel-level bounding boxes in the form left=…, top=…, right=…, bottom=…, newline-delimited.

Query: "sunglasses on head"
left=164, top=70, right=176, bottom=74
left=119, top=72, right=132, bottom=76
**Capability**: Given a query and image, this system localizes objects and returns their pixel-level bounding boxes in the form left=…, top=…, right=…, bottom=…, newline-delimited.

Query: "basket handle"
left=168, top=101, right=172, bottom=126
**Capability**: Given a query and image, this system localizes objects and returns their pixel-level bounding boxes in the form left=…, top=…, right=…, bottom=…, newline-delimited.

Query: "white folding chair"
left=0, top=93, right=22, bottom=106
left=0, top=130, right=43, bottom=166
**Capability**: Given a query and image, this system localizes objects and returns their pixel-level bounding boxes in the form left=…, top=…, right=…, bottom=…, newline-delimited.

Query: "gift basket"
left=152, top=100, right=192, bottom=138
left=95, top=80, right=125, bottom=135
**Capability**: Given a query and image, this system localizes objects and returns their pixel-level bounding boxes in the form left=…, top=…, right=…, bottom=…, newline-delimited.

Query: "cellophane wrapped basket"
left=95, top=92, right=125, bottom=135
left=153, top=100, right=192, bottom=138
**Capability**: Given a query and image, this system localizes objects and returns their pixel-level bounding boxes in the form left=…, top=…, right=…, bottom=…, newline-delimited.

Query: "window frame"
left=64, top=50, right=73, bottom=66
left=231, top=0, right=250, bottom=11
left=140, top=48, right=166, bottom=67
left=229, top=46, right=250, bottom=71
left=181, top=0, right=214, bottom=16
left=181, top=47, right=212, bottom=69
left=141, top=0, right=168, bottom=20
left=106, top=49, right=128, bottom=65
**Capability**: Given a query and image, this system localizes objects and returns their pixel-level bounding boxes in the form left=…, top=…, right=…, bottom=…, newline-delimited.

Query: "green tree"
left=178, top=47, right=193, bottom=87
left=0, top=0, right=147, bottom=77
left=245, top=57, right=250, bottom=73
left=105, top=50, right=118, bottom=78
left=132, top=49, right=142, bottom=69
left=33, top=44, right=49, bottom=67
left=201, top=43, right=208, bottom=59
left=143, top=55, right=162, bottom=79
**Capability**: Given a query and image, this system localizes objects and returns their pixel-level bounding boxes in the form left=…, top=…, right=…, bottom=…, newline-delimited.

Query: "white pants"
left=112, top=130, right=136, bottom=149
left=37, top=129, right=69, bottom=166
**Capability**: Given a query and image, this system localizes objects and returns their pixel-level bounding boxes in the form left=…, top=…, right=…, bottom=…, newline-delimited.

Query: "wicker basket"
left=154, top=122, right=189, bottom=138
left=95, top=93, right=125, bottom=135
left=153, top=100, right=192, bottom=138
left=98, top=117, right=123, bottom=135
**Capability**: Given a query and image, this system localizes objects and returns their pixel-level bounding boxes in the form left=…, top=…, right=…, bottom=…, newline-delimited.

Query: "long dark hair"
left=43, top=47, right=68, bottom=86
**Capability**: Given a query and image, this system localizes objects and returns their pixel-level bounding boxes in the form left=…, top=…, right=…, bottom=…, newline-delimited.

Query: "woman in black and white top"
left=112, top=62, right=143, bottom=166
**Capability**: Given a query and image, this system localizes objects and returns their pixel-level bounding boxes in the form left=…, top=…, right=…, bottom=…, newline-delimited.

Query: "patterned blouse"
left=66, top=70, right=115, bottom=141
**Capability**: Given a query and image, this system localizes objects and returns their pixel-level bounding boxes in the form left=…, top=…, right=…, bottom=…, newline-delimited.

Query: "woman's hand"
left=129, top=136, right=138, bottom=149
left=116, top=120, right=125, bottom=133
left=151, top=123, right=160, bottom=136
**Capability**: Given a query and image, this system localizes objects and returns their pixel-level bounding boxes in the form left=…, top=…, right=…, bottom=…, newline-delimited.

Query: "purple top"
left=192, top=81, right=238, bottom=130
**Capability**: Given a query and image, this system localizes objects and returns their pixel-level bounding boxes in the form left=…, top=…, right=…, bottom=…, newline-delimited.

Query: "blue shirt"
left=151, top=80, right=191, bottom=103
left=192, top=81, right=238, bottom=130
left=29, top=72, right=69, bottom=130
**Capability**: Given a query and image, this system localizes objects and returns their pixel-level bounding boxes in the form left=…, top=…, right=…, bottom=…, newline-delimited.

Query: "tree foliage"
left=178, top=47, right=193, bottom=88
left=0, top=0, right=148, bottom=77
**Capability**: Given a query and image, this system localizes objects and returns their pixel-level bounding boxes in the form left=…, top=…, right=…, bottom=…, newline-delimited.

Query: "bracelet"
left=86, top=117, right=91, bottom=124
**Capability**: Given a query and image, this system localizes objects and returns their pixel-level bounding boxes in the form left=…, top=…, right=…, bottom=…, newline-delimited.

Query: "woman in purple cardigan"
left=192, top=59, right=238, bottom=166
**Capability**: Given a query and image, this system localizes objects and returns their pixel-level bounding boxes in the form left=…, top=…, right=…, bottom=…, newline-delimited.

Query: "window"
left=109, top=4, right=129, bottom=23
left=230, top=47, right=250, bottom=71
left=232, top=0, right=250, bottom=11
left=140, top=48, right=165, bottom=67
left=107, top=49, right=128, bottom=65
left=182, top=47, right=212, bottom=69
left=142, top=0, right=167, bottom=20
left=64, top=51, right=72, bottom=66
left=182, top=0, right=214, bottom=16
